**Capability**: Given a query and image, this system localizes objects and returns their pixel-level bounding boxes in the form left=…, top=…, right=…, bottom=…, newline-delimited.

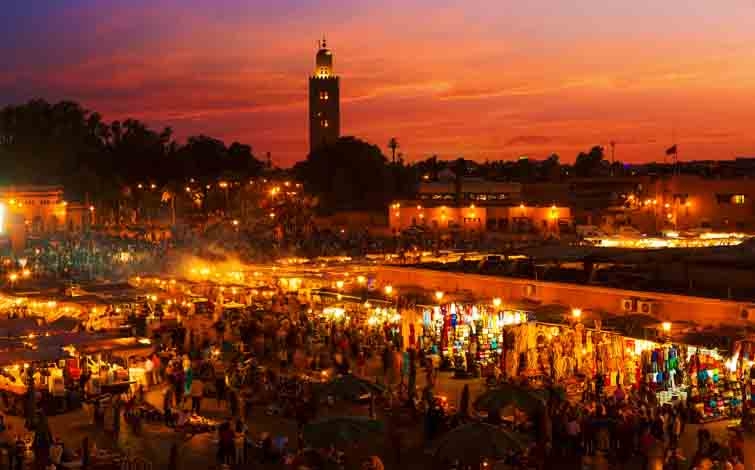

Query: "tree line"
left=0, top=99, right=624, bottom=212
left=0, top=100, right=264, bottom=200
left=296, top=138, right=621, bottom=212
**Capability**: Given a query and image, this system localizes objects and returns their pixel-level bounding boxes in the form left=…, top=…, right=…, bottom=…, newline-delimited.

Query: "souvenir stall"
left=622, top=339, right=688, bottom=405
left=419, top=303, right=530, bottom=377
left=509, top=322, right=585, bottom=396
left=730, top=341, right=755, bottom=429
left=499, top=321, right=625, bottom=397
left=687, top=346, right=742, bottom=423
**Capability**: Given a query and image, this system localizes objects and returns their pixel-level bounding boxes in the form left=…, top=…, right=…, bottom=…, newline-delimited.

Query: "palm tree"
left=387, top=138, right=399, bottom=164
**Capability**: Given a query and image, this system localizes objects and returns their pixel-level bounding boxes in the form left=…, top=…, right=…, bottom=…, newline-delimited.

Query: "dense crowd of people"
left=119, top=290, right=732, bottom=470
left=541, top=390, right=746, bottom=470
left=2, top=232, right=168, bottom=282
left=0, top=288, right=750, bottom=469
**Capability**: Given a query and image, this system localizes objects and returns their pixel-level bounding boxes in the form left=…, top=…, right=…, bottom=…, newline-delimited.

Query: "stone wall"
left=376, top=266, right=752, bottom=327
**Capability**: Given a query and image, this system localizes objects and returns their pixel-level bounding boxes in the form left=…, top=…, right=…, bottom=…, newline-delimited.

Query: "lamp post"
left=219, top=181, right=230, bottom=214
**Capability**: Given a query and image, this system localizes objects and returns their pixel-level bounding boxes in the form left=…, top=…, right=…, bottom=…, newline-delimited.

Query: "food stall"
left=0, top=348, right=79, bottom=416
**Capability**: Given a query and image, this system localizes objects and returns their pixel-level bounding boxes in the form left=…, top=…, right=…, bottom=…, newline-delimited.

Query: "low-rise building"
left=0, top=186, right=92, bottom=252
left=652, top=175, right=755, bottom=232
left=0, top=185, right=67, bottom=234
left=389, top=202, right=571, bottom=235
left=391, top=171, right=573, bottom=235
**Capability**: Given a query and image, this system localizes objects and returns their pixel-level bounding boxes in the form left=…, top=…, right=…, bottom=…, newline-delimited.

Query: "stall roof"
left=47, top=316, right=82, bottom=332
left=0, top=317, right=44, bottom=337
left=33, top=331, right=124, bottom=348
left=64, top=294, right=110, bottom=305
left=76, top=337, right=153, bottom=355
left=79, top=282, right=135, bottom=292
left=223, top=302, right=246, bottom=309
left=0, top=346, right=67, bottom=367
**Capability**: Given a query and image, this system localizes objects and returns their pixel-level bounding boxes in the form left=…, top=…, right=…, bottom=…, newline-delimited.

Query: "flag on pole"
left=665, top=145, right=677, bottom=156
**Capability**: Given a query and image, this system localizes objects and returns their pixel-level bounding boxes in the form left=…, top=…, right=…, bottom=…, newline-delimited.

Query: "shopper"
left=190, top=378, right=204, bottom=414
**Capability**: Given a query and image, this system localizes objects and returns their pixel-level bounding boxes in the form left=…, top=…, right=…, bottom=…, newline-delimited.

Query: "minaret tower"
left=308, top=37, right=340, bottom=154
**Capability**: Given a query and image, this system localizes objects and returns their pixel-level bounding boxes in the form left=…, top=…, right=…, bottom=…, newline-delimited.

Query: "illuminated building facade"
left=389, top=202, right=571, bottom=235
left=0, top=185, right=91, bottom=240
left=648, top=175, right=755, bottom=232
left=308, top=38, right=340, bottom=154
left=0, top=185, right=67, bottom=233
left=391, top=170, right=572, bottom=234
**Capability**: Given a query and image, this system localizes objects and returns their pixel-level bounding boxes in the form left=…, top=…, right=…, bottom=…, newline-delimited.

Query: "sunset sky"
left=2, top=0, right=754, bottom=166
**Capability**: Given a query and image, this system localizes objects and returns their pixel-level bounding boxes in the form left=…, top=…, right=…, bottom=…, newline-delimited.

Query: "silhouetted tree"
left=541, top=153, right=561, bottom=181
left=388, top=137, right=399, bottom=164
left=514, top=156, right=535, bottom=182
left=296, top=137, right=393, bottom=212
left=574, top=145, right=606, bottom=178
left=0, top=99, right=263, bottom=201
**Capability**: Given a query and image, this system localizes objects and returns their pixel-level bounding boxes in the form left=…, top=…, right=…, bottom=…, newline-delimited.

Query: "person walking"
left=174, top=368, right=185, bottom=408
left=671, top=412, right=682, bottom=449
left=151, top=353, right=161, bottom=385
left=216, top=372, right=226, bottom=408
left=81, top=437, right=89, bottom=470
left=190, top=378, right=204, bottom=414
left=144, top=356, right=154, bottom=388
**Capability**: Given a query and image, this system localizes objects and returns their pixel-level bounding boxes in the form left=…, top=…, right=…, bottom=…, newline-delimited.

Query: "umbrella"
left=302, top=417, right=384, bottom=449
left=319, top=374, right=385, bottom=401
left=289, top=449, right=325, bottom=469
left=431, top=423, right=526, bottom=465
left=473, top=384, right=545, bottom=415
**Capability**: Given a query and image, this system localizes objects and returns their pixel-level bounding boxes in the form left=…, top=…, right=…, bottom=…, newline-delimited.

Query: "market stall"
left=0, top=354, right=79, bottom=416
left=419, top=302, right=533, bottom=378
left=686, top=346, right=742, bottom=422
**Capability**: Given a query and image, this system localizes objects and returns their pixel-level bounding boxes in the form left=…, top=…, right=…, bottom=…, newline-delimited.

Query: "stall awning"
left=0, top=318, right=44, bottom=338
left=77, top=337, right=153, bottom=358
left=223, top=302, right=246, bottom=309
left=47, top=316, right=82, bottom=332
left=0, top=346, right=68, bottom=367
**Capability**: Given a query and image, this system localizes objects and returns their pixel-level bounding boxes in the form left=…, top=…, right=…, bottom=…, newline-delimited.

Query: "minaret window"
left=321, top=120, right=329, bottom=128
left=320, top=91, right=329, bottom=101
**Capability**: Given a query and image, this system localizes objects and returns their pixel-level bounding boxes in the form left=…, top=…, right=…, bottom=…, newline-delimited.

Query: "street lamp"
left=219, top=181, right=230, bottom=213
left=571, top=308, right=582, bottom=320
left=435, top=291, right=444, bottom=302
left=384, top=285, right=393, bottom=296
left=492, top=297, right=502, bottom=308
left=662, top=322, right=672, bottom=333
